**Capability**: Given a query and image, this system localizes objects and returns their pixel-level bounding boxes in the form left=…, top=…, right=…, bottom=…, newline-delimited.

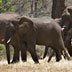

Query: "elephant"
left=42, top=6, right=72, bottom=62
left=0, top=12, right=22, bottom=64
left=5, top=16, right=70, bottom=64
left=42, top=46, right=53, bottom=62
left=64, top=28, right=72, bottom=56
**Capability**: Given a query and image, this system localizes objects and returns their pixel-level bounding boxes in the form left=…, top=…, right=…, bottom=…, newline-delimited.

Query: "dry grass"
left=0, top=57, right=72, bottom=72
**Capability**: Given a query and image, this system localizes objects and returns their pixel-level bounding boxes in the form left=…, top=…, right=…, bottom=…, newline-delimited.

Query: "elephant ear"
left=61, top=7, right=71, bottom=28
left=68, top=7, right=72, bottom=16
left=67, top=7, right=72, bottom=21
left=19, top=16, right=33, bottom=33
left=19, top=16, right=33, bottom=24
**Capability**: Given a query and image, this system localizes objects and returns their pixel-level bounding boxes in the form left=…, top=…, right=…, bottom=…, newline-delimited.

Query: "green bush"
left=0, top=0, right=15, bottom=13
left=0, top=44, right=14, bottom=60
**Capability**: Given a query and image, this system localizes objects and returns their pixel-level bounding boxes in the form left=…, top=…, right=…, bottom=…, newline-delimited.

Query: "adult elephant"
left=64, top=28, right=72, bottom=56
left=42, top=6, right=72, bottom=62
left=5, top=16, right=70, bottom=64
left=0, top=12, right=21, bottom=64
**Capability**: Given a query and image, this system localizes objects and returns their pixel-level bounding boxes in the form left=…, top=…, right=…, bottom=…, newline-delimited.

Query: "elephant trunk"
left=5, top=29, right=11, bottom=64
left=5, top=22, right=14, bottom=64
left=5, top=42, right=10, bottom=64
left=5, top=32, right=11, bottom=64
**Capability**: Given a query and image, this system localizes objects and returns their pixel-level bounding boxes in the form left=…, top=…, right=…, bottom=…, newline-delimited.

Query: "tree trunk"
left=52, top=0, right=66, bottom=19
left=34, top=0, right=38, bottom=17
left=30, top=0, right=38, bottom=17
left=31, top=0, right=34, bottom=14
left=42, top=0, right=47, bottom=9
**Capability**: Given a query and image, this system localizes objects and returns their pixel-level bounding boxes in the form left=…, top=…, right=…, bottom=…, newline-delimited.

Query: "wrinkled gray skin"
left=43, top=6, right=72, bottom=62
left=5, top=16, right=70, bottom=63
left=0, top=12, right=21, bottom=64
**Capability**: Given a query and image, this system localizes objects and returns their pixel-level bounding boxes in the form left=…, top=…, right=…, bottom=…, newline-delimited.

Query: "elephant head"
left=61, top=6, right=72, bottom=31
left=5, top=16, right=33, bottom=64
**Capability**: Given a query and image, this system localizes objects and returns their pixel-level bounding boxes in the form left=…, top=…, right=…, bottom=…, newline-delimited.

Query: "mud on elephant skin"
left=0, top=12, right=22, bottom=64
left=5, top=16, right=71, bottom=63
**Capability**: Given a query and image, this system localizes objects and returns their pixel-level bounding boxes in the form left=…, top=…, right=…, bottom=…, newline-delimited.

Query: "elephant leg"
left=55, top=51, right=62, bottom=62
left=48, top=49, right=55, bottom=62
left=27, top=44, right=39, bottom=63
left=51, top=45, right=62, bottom=62
left=68, top=40, right=72, bottom=56
left=65, top=35, right=72, bottom=56
left=11, top=45, right=20, bottom=63
left=66, top=40, right=72, bottom=56
left=21, top=43, right=27, bottom=62
left=63, top=48, right=70, bottom=60
left=55, top=36, right=70, bottom=60
left=43, top=46, right=49, bottom=59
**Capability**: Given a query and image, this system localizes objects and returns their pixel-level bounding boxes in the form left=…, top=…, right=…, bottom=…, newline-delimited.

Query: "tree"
left=30, top=0, right=38, bottom=17
left=51, top=0, right=66, bottom=19
left=0, top=0, right=15, bottom=13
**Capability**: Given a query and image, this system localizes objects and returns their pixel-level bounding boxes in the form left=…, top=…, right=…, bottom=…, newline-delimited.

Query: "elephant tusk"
left=61, top=28, right=65, bottom=31
left=7, top=38, right=11, bottom=44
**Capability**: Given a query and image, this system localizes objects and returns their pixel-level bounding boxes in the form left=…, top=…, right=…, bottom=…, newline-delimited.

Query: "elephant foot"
left=56, top=58, right=60, bottom=62
left=56, top=56, right=62, bottom=62
left=7, top=60, right=10, bottom=64
left=56, top=55, right=62, bottom=62
left=35, top=61, right=39, bottom=64
left=8, top=61, right=10, bottom=64
left=22, top=60, right=27, bottom=62
left=11, top=60, right=19, bottom=64
left=34, top=60, right=39, bottom=64
left=21, top=57, right=27, bottom=62
left=48, top=57, right=52, bottom=62
left=63, top=48, right=71, bottom=60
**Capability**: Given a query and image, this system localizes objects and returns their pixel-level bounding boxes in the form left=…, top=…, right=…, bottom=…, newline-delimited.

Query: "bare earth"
left=0, top=57, right=72, bottom=72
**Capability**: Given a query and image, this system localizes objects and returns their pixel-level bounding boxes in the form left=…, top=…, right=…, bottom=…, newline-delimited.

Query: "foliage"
left=0, top=44, right=14, bottom=60
left=0, top=0, right=15, bottom=13
left=0, top=44, right=5, bottom=60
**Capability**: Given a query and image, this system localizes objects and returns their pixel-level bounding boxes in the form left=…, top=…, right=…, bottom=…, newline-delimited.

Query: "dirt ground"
left=0, top=57, right=72, bottom=72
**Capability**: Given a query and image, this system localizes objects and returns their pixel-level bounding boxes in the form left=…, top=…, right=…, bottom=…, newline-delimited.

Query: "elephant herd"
left=0, top=6, right=72, bottom=64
